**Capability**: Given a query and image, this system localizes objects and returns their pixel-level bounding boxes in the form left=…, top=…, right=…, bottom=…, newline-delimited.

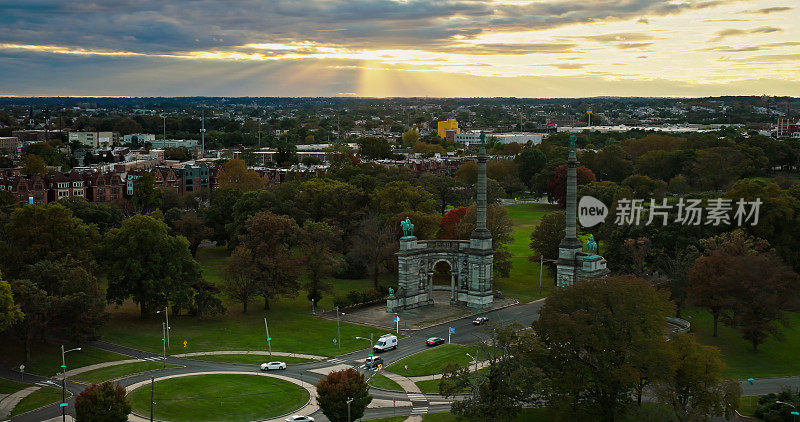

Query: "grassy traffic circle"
left=128, top=374, right=309, bottom=422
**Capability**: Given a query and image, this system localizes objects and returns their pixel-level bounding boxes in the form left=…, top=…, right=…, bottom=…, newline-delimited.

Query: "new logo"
left=579, top=196, right=608, bottom=228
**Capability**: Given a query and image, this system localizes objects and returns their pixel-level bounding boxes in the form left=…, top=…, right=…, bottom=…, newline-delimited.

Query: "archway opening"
left=432, top=260, right=452, bottom=286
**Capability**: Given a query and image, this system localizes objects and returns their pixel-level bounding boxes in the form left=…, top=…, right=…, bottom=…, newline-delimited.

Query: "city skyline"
left=1, top=0, right=798, bottom=97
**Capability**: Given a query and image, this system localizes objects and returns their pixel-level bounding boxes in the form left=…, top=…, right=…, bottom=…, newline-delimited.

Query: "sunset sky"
left=1, top=0, right=798, bottom=97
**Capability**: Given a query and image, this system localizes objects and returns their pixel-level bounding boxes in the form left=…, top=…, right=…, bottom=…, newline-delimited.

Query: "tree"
left=300, top=221, right=344, bottom=303
left=440, top=324, right=542, bottom=421
left=357, top=136, right=393, bottom=160
left=217, top=158, right=265, bottom=192
left=75, top=382, right=132, bottom=422
left=370, top=180, right=438, bottom=215
left=419, top=174, right=463, bottom=216
left=1, top=204, right=99, bottom=278
left=131, top=173, right=163, bottom=214
left=0, top=276, right=23, bottom=330
left=515, top=147, right=547, bottom=190
left=439, top=206, right=469, bottom=239
left=21, top=154, right=46, bottom=175
left=316, top=368, right=372, bottom=422
left=401, top=130, right=421, bottom=147
left=11, top=279, right=50, bottom=361
left=274, top=137, right=299, bottom=166
left=546, top=165, right=596, bottom=205
left=529, top=210, right=565, bottom=264
left=655, top=334, right=741, bottom=422
left=594, top=144, right=634, bottom=183
left=202, top=188, right=242, bottom=245
left=59, top=196, right=124, bottom=234
left=222, top=247, right=261, bottom=314
left=348, top=214, right=395, bottom=287
left=172, top=212, right=211, bottom=256
left=235, top=211, right=301, bottom=310
left=101, top=214, right=201, bottom=318
left=533, top=275, right=673, bottom=422
left=689, top=147, right=749, bottom=190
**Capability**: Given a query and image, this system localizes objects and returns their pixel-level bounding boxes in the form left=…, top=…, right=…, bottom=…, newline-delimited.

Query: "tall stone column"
left=472, top=132, right=490, bottom=240
left=556, top=135, right=583, bottom=287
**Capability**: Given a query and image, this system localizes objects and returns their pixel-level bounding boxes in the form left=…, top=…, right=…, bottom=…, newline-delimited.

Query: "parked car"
left=285, top=415, right=314, bottom=422
left=426, top=337, right=445, bottom=347
left=373, top=334, right=398, bottom=352
left=260, top=361, right=287, bottom=371
left=364, top=356, right=384, bottom=369
left=473, top=316, right=489, bottom=325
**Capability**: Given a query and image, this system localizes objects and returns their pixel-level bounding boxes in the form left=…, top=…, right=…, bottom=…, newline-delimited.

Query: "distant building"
left=0, top=137, right=20, bottom=154
left=777, top=118, right=800, bottom=138
left=124, top=133, right=156, bottom=146
left=148, top=139, right=199, bottom=149
left=454, top=132, right=543, bottom=146
left=437, top=119, right=459, bottom=138
left=69, top=131, right=118, bottom=148
left=11, top=130, right=50, bottom=143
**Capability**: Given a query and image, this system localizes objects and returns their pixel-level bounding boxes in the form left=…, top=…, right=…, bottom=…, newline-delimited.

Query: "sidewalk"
left=406, top=360, right=490, bottom=382
left=0, top=386, right=39, bottom=420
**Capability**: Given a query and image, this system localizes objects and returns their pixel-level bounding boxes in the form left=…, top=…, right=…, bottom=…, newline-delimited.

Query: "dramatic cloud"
left=710, top=26, right=782, bottom=41
left=741, top=6, right=793, bottom=14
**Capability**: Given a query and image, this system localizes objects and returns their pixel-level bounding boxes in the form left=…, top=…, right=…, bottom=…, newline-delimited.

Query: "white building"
left=454, top=132, right=543, bottom=146
left=69, top=131, right=118, bottom=148
left=124, top=133, right=155, bottom=145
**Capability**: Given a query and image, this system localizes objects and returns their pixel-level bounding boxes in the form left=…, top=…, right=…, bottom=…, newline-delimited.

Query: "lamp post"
left=346, top=397, right=353, bottom=422
left=311, top=298, right=315, bottom=316
left=336, top=306, right=341, bottom=351
left=161, top=322, right=167, bottom=368
left=776, top=401, right=799, bottom=421
left=356, top=334, right=373, bottom=349
left=61, top=345, right=81, bottom=422
left=157, top=307, right=170, bottom=349
left=465, top=352, right=479, bottom=400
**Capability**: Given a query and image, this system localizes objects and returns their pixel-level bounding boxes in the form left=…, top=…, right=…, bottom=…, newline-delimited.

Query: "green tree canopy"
left=75, top=381, right=132, bottom=422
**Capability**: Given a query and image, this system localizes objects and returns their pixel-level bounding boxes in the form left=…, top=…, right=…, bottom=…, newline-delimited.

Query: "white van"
left=373, top=334, right=398, bottom=352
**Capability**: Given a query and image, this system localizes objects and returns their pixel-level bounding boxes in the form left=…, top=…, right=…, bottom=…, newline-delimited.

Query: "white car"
left=260, top=361, right=287, bottom=371
left=285, top=416, right=314, bottom=422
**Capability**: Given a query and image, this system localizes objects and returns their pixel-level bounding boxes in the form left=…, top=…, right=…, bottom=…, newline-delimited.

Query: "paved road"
left=7, top=299, right=546, bottom=422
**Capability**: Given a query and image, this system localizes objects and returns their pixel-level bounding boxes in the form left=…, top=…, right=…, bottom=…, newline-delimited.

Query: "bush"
left=317, top=368, right=372, bottom=422
left=75, top=382, right=131, bottom=422
left=332, top=289, right=386, bottom=310
left=755, top=388, right=800, bottom=422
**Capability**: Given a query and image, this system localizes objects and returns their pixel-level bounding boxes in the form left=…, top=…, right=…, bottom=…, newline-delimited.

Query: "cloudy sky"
left=0, top=0, right=798, bottom=97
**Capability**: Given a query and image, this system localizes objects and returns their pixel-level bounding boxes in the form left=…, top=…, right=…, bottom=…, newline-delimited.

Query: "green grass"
left=739, top=396, right=760, bottom=416
left=494, top=203, right=558, bottom=303
left=11, top=386, right=66, bottom=417
left=72, top=362, right=179, bottom=383
left=687, top=309, right=800, bottom=378
left=101, top=246, right=395, bottom=357
left=185, top=354, right=314, bottom=365
left=369, top=373, right=403, bottom=391
left=0, top=378, right=29, bottom=394
left=416, top=378, right=442, bottom=394
left=128, top=374, right=309, bottom=422
left=366, top=417, right=406, bottom=422
left=0, top=343, right=130, bottom=377
left=386, top=344, right=485, bottom=377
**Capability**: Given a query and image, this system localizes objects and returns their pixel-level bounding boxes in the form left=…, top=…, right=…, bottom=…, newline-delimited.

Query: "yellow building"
left=437, top=119, right=460, bottom=138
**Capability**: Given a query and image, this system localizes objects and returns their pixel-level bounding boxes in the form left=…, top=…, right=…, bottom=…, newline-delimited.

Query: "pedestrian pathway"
left=0, top=386, right=40, bottom=419
left=406, top=360, right=490, bottom=382
left=172, top=350, right=326, bottom=360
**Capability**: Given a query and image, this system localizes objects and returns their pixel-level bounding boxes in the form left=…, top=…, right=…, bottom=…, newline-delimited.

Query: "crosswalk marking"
left=327, top=358, right=344, bottom=364
left=411, top=407, right=429, bottom=414
left=140, top=356, right=162, bottom=362
left=407, top=393, right=427, bottom=402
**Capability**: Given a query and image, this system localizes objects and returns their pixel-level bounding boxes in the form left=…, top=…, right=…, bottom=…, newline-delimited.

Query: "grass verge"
left=185, top=354, right=314, bottom=365
left=0, top=378, right=28, bottom=394
left=369, top=373, right=403, bottom=391
left=72, top=362, right=179, bottom=384
left=128, top=374, right=309, bottom=422
left=386, top=344, right=485, bottom=377
left=0, top=343, right=130, bottom=377
left=11, top=387, right=67, bottom=417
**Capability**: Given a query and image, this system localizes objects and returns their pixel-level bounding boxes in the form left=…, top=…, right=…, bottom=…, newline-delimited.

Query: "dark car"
left=365, top=356, right=384, bottom=369
left=473, top=316, right=489, bottom=325
left=426, top=337, right=445, bottom=347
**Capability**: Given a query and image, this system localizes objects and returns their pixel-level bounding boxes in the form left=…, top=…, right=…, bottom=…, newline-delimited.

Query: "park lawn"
left=186, top=354, right=314, bottom=365
left=686, top=309, right=800, bottom=378
left=366, top=417, right=406, bottom=422
left=494, top=203, right=557, bottom=303
left=368, top=373, right=403, bottom=391
left=11, top=386, right=66, bottom=417
left=72, top=362, right=179, bottom=383
left=386, top=344, right=486, bottom=377
left=739, top=396, right=760, bottom=416
left=0, top=378, right=28, bottom=394
left=128, top=374, right=309, bottom=422
left=415, top=368, right=488, bottom=394
left=0, top=342, right=129, bottom=377
left=195, top=246, right=229, bottom=284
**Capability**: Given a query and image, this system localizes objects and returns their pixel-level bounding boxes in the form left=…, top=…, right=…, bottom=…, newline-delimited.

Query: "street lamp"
left=156, top=307, right=170, bottom=349
left=776, top=401, right=799, bottom=421
left=346, top=397, right=353, bottom=422
left=61, top=345, right=81, bottom=422
left=356, top=334, right=374, bottom=349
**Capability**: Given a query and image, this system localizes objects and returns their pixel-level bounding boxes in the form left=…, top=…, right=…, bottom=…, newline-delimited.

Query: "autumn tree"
left=300, top=221, right=344, bottom=303
left=101, top=214, right=202, bottom=318
left=21, top=154, right=46, bottom=175
left=316, top=368, right=372, bottom=422
left=439, top=206, right=469, bottom=240
left=534, top=275, right=673, bottom=422
left=217, top=158, right=265, bottom=192
left=75, top=382, right=131, bottom=422
left=370, top=180, right=438, bottom=215
left=546, top=165, right=596, bottom=205
left=357, top=136, right=393, bottom=160
left=172, top=211, right=211, bottom=256
left=235, top=211, right=301, bottom=310
left=401, top=130, right=421, bottom=146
